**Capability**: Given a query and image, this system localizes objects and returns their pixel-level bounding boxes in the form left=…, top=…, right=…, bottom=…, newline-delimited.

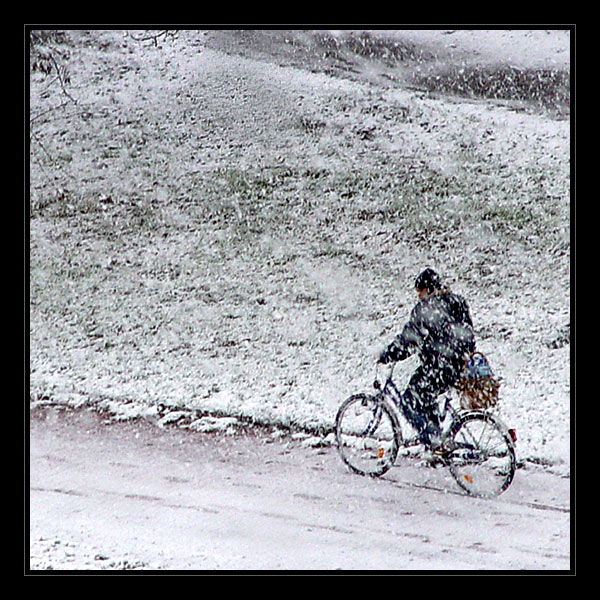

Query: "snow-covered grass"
left=29, top=30, right=571, bottom=474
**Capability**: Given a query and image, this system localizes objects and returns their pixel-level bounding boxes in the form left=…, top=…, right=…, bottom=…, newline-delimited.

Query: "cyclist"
left=378, top=268, right=476, bottom=449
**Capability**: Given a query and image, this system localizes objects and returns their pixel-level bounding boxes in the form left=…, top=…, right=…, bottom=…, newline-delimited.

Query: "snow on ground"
left=29, top=405, right=571, bottom=571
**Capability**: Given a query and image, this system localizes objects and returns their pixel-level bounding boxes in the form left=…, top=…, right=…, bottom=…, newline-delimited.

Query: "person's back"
left=409, top=289, right=475, bottom=369
left=378, top=268, right=476, bottom=449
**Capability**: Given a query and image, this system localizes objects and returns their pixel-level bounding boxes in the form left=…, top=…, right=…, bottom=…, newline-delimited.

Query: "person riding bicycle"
left=378, top=268, right=476, bottom=450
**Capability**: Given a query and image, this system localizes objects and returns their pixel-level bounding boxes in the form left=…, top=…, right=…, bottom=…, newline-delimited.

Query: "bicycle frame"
left=375, top=362, right=464, bottom=447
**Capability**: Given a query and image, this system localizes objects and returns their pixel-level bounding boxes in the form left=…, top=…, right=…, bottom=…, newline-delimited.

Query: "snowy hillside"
left=29, top=29, right=571, bottom=474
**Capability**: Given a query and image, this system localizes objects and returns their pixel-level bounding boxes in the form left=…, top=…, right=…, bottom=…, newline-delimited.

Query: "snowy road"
left=28, top=405, right=570, bottom=571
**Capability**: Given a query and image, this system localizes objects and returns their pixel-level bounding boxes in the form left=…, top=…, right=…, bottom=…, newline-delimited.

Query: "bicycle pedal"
left=419, top=453, right=445, bottom=468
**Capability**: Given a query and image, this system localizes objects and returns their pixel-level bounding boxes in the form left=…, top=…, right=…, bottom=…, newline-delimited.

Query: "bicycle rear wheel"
left=335, top=394, right=401, bottom=477
left=446, top=411, right=516, bottom=497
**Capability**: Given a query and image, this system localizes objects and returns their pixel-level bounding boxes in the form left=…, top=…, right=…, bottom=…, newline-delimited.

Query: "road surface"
left=29, top=405, right=571, bottom=571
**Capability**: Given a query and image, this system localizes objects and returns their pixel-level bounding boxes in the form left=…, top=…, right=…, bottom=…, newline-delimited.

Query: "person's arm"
left=378, top=305, right=424, bottom=364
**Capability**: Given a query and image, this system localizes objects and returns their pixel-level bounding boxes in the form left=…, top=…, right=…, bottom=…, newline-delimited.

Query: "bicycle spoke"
left=336, top=395, right=400, bottom=477
left=446, top=412, right=516, bottom=497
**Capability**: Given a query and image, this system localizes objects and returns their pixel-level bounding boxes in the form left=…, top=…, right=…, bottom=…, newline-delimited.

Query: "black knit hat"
left=415, top=268, right=442, bottom=292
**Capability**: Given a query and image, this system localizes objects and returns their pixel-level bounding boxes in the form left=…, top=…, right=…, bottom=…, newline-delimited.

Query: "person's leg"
left=400, top=365, right=450, bottom=447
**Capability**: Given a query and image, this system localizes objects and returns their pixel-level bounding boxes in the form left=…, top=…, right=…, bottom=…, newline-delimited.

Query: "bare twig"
left=46, top=51, right=77, bottom=105
left=30, top=100, right=71, bottom=124
left=126, top=30, right=179, bottom=46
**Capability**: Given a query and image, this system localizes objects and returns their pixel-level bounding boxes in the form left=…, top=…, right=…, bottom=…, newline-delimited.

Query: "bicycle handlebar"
left=374, top=361, right=396, bottom=390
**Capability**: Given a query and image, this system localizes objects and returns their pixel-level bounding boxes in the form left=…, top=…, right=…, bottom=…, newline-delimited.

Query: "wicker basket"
left=457, top=377, right=500, bottom=410
left=456, top=352, right=500, bottom=410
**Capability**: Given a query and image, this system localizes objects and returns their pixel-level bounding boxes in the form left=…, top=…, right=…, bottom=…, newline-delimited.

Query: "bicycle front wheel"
left=446, top=411, right=516, bottom=497
left=335, top=394, right=401, bottom=477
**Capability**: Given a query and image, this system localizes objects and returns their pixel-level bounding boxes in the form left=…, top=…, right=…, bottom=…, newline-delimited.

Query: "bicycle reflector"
left=509, top=429, right=517, bottom=443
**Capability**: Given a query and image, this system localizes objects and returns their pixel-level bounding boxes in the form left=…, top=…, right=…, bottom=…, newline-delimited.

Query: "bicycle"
left=335, top=362, right=517, bottom=498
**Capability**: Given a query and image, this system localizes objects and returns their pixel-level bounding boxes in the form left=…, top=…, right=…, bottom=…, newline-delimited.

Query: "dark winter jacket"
left=379, top=290, right=475, bottom=368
